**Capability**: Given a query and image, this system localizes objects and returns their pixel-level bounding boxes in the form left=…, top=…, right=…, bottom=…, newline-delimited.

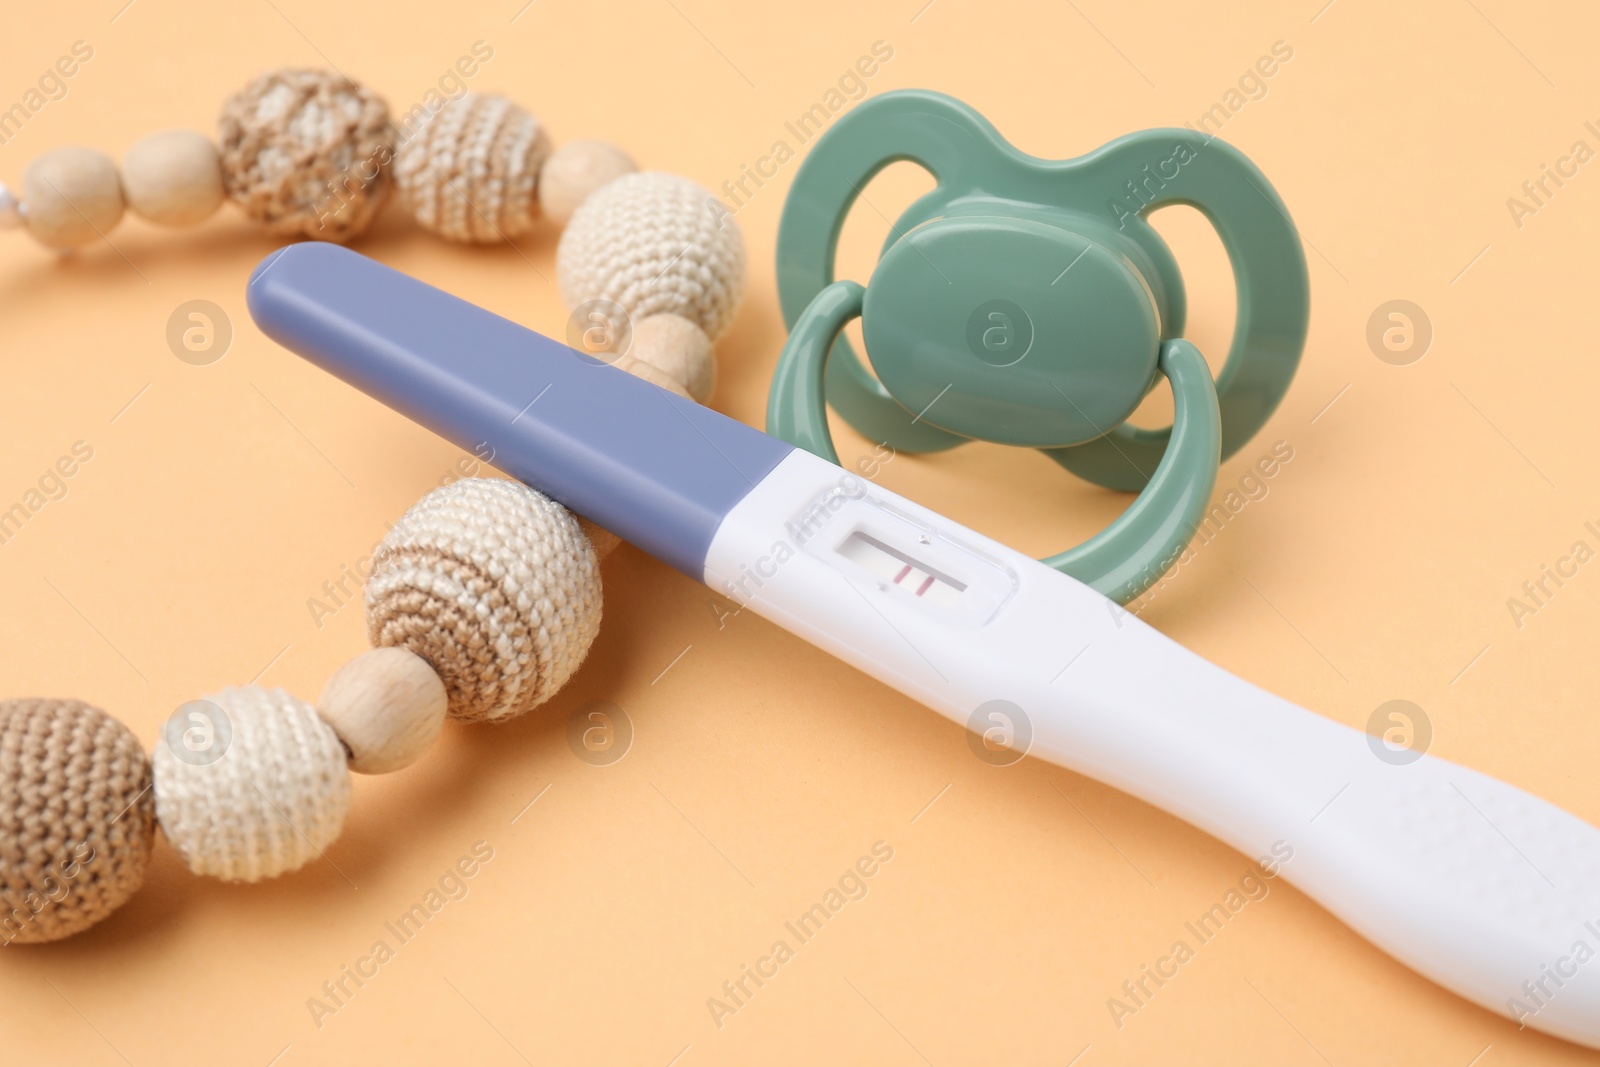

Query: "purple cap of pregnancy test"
left=245, top=243, right=793, bottom=578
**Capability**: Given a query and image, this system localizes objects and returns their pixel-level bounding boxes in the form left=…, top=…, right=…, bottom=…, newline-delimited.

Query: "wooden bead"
left=121, top=130, right=224, bottom=226
left=613, top=351, right=693, bottom=399
left=22, top=146, right=124, bottom=251
left=538, top=139, right=636, bottom=226
left=317, top=648, right=447, bottom=774
left=630, top=313, right=715, bottom=402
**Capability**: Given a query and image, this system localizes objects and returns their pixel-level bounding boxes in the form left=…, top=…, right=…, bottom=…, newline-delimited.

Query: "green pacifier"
left=769, top=89, right=1310, bottom=603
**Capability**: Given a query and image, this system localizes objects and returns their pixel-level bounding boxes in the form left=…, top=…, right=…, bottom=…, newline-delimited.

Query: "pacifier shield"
left=861, top=215, right=1160, bottom=448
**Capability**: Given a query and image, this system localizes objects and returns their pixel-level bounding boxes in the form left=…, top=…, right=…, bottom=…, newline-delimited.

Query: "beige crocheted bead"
left=538, top=138, right=636, bottom=226
left=558, top=171, right=746, bottom=341
left=317, top=648, right=447, bottom=774
left=0, top=699, right=155, bottom=944
left=153, top=686, right=350, bottom=882
left=630, top=313, right=715, bottom=402
left=218, top=68, right=392, bottom=242
left=366, top=478, right=603, bottom=724
left=121, top=129, right=225, bottom=227
left=22, top=147, right=125, bottom=251
left=394, top=92, right=551, bottom=243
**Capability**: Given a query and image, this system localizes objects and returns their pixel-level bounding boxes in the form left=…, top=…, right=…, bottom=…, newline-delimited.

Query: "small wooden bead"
left=317, top=648, right=447, bottom=774
left=630, top=313, right=715, bottom=402
left=22, top=146, right=124, bottom=251
left=538, top=139, right=636, bottom=226
left=613, top=351, right=693, bottom=398
left=121, top=130, right=224, bottom=227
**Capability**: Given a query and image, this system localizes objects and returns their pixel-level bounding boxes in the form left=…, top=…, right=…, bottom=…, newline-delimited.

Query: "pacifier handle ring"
left=768, top=280, right=1222, bottom=604
left=1046, top=131, right=1309, bottom=492
left=768, top=279, right=865, bottom=466
left=1042, top=339, right=1220, bottom=603
left=776, top=91, right=1012, bottom=455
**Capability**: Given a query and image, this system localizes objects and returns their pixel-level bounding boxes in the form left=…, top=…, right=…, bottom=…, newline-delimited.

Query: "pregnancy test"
left=248, top=243, right=1600, bottom=1049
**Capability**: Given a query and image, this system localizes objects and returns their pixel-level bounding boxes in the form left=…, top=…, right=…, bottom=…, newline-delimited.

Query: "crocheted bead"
left=538, top=138, right=636, bottom=226
left=394, top=92, right=551, bottom=243
left=153, top=686, right=350, bottom=882
left=22, top=147, right=125, bottom=251
left=317, top=648, right=447, bottom=774
left=218, top=68, right=392, bottom=242
left=558, top=171, right=746, bottom=341
left=121, top=129, right=225, bottom=227
left=0, top=699, right=155, bottom=944
left=630, top=312, right=714, bottom=402
left=365, top=478, right=603, bottom=724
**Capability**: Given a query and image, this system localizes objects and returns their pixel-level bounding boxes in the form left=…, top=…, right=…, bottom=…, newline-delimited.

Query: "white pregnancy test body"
left=707, top=447, right=1600, bottom=1047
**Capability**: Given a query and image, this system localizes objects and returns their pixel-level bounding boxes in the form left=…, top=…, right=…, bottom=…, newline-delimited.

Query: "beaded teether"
left=0, top=475, right=607, bottom=941
left=769, top=89, right=1310, bottom=603
left=0, top=66, right=748, bottom=944
left=1, top=66, right=739, bottom=404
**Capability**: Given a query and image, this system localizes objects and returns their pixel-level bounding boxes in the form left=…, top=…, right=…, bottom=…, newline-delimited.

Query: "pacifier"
left=770, top=89, right=1310, bottom=603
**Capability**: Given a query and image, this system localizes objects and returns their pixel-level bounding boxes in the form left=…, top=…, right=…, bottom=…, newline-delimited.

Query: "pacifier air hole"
left=1124, top=206, right=1237, bottom=430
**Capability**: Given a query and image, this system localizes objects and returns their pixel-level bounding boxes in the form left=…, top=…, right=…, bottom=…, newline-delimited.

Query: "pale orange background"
left=1, top=0, right=1597, bottom=1063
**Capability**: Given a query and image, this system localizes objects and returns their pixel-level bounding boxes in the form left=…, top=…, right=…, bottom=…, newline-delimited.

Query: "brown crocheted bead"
left=218, top=68, right=393, bottom=242
left=0, top=699, right=155, bottom=944
left=394, top=92, right=551, bottom=243
left=365, top=479, right=603, bottom=724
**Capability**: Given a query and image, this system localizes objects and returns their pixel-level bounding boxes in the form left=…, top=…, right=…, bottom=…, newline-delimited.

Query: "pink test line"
left=916, top=575, right=935, bottom=597
left=894, top=564, right=912, bottom=584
